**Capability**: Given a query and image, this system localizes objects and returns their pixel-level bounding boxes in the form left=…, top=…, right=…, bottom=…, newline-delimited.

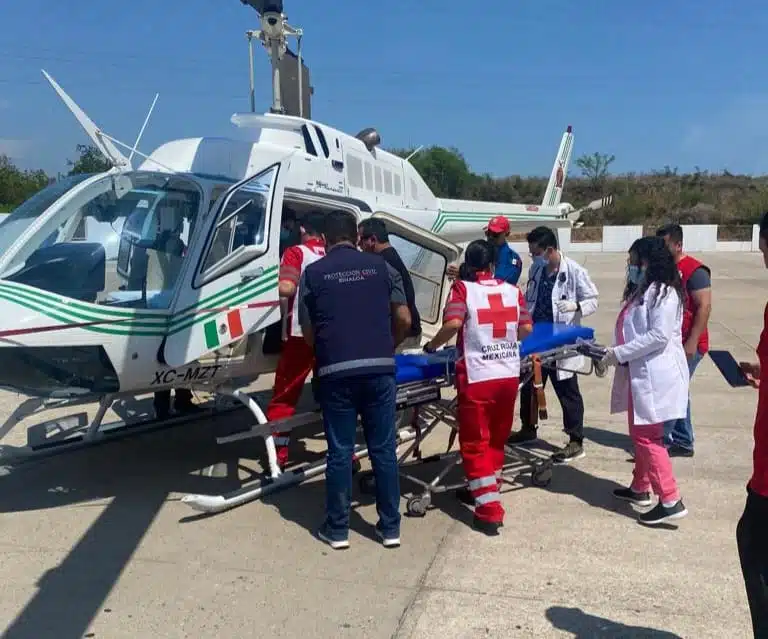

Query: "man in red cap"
left=447, top=215, right=523, bottom=285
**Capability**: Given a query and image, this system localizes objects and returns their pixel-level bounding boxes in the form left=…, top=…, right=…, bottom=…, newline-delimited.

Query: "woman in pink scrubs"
left=601, top=236, right=690, bottom=526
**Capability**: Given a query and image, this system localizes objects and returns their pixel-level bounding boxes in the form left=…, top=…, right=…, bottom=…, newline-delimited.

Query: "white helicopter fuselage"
left=0, top=85, right=581, bottom=403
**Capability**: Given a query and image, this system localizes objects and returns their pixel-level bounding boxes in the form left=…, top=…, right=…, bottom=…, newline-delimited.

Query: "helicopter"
left=0, top=2, right=611, bottom=512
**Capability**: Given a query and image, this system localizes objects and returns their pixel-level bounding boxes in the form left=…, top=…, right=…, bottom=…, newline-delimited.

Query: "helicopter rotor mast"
left=241, top=0, right=304, bottom=115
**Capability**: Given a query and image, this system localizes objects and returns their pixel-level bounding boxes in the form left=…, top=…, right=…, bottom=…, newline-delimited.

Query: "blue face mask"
left=627, top=265, right=643, bottom=284
left=532, top=255, right=548, bottom=269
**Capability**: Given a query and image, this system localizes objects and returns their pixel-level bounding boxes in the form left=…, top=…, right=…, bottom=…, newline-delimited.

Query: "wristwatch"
left=423, top=343, right=436, bottom=354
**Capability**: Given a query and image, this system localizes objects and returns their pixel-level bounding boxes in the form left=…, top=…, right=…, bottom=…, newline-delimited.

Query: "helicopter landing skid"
left=180, top=426, right=418, bottom=514
left=0, top=392, right=245, bottom=465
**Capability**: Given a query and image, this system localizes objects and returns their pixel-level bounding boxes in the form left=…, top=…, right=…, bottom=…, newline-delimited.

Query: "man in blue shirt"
left=485, top=215, right=523, bottom=284
left=447, top=215, right=523, bottom=285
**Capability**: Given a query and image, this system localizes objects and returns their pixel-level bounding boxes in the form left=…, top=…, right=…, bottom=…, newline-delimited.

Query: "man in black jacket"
left=358, top=218, right=422, bottom=349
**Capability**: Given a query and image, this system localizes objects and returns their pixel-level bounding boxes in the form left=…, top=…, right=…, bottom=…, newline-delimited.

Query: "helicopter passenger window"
left=201, top=165, right=277, bottom=276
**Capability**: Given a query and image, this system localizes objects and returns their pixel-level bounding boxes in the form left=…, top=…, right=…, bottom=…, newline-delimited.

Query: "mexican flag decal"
left=203, top=309, right=244, bottom=349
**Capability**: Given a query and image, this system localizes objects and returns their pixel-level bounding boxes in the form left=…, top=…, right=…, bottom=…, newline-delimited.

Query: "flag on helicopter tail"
left=203, top=310, right=244, bottom=349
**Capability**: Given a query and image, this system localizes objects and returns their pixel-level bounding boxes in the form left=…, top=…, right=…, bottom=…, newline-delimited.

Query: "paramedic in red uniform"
left=423, top=239, right=532, bottom=536
left=266, top=212, right=326, bottom=469
left=656, top=224, right=712, bottom=457
left=737, top=211, right=768, bottom=638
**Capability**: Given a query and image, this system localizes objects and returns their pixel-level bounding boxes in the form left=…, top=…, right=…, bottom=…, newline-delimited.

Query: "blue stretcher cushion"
left=394, top=322, right=594, bottom=385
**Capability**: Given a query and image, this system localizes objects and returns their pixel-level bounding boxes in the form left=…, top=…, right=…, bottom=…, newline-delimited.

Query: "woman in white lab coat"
left=601, top=236, right=689, bottom=526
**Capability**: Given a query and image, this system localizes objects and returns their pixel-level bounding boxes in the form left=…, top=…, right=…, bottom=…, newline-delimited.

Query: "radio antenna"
left=129, top=93, right=159, bottom=163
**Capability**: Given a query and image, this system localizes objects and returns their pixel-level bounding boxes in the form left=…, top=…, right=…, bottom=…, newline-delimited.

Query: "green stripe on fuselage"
left=0, top=265, right=279, bottom=337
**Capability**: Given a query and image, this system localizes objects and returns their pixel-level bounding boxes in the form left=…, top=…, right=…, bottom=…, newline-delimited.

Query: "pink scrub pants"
left=629, top=395, right=680, bottom=503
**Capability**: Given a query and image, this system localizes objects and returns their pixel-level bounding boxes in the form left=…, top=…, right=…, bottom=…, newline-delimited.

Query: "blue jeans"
left=317, top=373, right=401, bottom=541
left=663, top=348, right=704, bottom=451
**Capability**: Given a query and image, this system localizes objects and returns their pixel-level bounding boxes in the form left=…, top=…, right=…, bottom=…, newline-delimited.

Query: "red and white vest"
left=460, top=279, right=522, bottom=384
left=287, top=243, right=325, bottom=338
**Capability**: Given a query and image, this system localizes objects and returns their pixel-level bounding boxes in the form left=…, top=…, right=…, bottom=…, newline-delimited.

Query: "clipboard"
left=708, top=350, right=750, bottom=388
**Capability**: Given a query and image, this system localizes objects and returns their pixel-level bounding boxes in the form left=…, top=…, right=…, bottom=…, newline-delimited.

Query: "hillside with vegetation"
left=2, top=144, right=766, bottom=240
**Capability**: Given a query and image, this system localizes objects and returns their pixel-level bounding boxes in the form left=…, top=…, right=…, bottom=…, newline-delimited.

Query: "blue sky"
left=1, top=0, right=767, bottom=178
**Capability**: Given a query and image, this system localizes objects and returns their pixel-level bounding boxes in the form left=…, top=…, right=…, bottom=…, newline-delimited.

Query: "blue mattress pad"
left=395, top=322, right=594, bottom=385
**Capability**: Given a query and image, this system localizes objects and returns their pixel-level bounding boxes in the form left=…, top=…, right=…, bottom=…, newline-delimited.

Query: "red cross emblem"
left=476, top=293, right=519, bottom=338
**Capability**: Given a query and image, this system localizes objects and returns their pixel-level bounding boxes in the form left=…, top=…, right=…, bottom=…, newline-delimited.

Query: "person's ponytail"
left=459, top=239, right=495, bottom=282
left=458, top=263, right=477, bottom=282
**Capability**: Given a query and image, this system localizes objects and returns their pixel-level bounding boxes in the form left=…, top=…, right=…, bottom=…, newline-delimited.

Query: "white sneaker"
left=317, top=528, right=349, bottom=550
left=376, top=527, right=401, bottom=548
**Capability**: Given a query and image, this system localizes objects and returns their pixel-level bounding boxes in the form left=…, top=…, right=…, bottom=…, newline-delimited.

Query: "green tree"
left=0, top=154, right=50, bottom=212
left=67, top=144, right=112, bottom=175
left=575, top=152, right=616, bottom=188
left=389, top=146, right=474, bottom=198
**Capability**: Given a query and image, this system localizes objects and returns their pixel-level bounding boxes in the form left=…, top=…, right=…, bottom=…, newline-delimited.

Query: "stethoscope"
left=526, top=265, right=567, bottom=301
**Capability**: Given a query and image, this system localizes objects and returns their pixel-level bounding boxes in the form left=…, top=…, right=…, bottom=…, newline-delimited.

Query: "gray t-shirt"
left=687, top=266, right=711, bottom=292
left=298, top=261, right=406, bottom=331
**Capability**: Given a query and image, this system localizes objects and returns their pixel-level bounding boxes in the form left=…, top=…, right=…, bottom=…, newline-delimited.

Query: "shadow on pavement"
left=583, top=426, right=633, bottom=454
left=546, top=606, right=683, bottom=638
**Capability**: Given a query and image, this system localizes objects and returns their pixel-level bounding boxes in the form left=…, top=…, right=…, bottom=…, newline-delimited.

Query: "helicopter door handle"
left=240, top=266, right=264, bottom=283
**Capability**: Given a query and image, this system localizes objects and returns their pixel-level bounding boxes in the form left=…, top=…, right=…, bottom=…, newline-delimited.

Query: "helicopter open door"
left=369, top=211, right=461, bottom=341
left=162, top=162, right=286, bottom=367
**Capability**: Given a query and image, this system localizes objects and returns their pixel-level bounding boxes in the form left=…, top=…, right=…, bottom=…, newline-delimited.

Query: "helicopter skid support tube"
left=181, top=428, right=417, bottom=514
left=0, top=391, right=248, bottom=465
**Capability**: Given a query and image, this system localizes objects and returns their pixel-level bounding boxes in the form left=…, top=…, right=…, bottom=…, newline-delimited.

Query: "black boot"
left=472, top=516, right=501, bottom=536
left=174, top=389, right=201, bottom=414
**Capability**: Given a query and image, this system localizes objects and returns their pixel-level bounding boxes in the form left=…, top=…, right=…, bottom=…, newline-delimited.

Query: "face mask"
left=627, top=265, right=642, bottom=285
left=532, top=255, right=548, bottom=269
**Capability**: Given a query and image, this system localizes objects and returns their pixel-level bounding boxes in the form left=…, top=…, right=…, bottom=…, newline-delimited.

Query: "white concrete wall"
left=566, top=224, right=759, bottom=253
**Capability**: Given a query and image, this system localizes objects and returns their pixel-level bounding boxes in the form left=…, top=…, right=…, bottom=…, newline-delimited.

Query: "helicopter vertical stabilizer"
left=541, top=125, right=574, bottom=208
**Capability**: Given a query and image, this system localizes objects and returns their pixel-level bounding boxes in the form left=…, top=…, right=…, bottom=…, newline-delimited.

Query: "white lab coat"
left=524, top=253, right=599, bottom=380
left=609, top=283, right=689, bottom=425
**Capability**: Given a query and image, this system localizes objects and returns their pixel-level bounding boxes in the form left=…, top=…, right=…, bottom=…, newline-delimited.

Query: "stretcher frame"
left=357, top=338, right=609, bottom=517
left=179, top=337, right=608, bottom=515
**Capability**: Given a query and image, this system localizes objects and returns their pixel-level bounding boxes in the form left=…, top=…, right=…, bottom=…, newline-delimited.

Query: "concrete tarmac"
left=0, top=251, right=762, bottom=638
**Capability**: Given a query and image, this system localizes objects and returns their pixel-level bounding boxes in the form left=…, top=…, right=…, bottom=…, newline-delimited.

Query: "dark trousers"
left=153, top=388, right=192, bottom=414
left=317, top=373, right=401, bottom=541
left=737, top=487, right=768, bottom=638
left=520, top=368, right=584, bottom=442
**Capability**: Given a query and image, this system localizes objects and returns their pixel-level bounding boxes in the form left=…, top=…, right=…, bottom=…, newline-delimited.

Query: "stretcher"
left=181, top=323, right=607, bottom=515
left=358, top=322, right=609, bottom=517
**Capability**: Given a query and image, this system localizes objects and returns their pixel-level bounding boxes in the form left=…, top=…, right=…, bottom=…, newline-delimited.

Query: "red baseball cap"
left=484, top=215, right=510, bottom=234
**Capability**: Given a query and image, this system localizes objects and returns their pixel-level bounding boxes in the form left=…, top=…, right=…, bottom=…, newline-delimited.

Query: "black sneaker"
left=552, top=441, right=585, bottom=464
left=613, top=487, right=652, bottom=507
left=638, top=500, right=688, bottom=526
left=507, top=427, right=538, bottom=445
left=668, top=445, right=694, bottom=458
left=472, top=516, right=501, bottom=536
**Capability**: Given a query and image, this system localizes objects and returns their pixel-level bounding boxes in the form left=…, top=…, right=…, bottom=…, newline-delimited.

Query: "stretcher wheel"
left=531, top=467, right=552, bottom=488
left=406, top=495, right=429, bottom=517
left=358, top=473, right=376, bottom=495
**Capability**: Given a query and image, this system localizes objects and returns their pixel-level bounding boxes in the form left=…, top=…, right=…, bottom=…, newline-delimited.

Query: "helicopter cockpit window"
left=0, top=172, right=202, bottom=310
left=200, top=165, right=277, bottom=277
